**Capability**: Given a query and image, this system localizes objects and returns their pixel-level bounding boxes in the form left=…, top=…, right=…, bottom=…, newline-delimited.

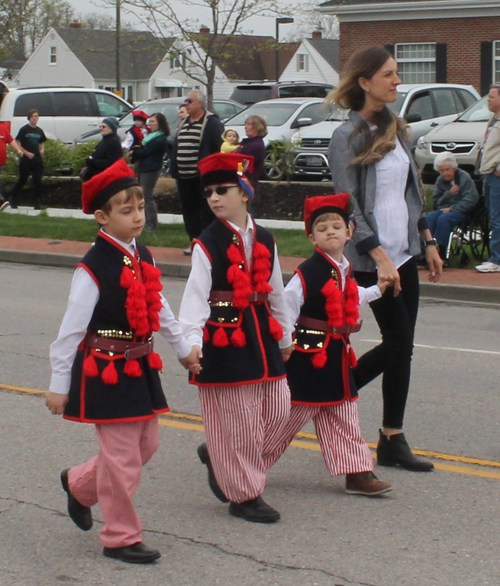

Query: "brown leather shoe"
left=345, top=471, right=392, bottom=496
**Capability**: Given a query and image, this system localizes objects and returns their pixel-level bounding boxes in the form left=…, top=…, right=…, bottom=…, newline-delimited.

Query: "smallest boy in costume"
left=179, top=152, right=294, bottom=523
left=46, top=159, right=200, bottom=564
left=265, top=194, right=392, bottom=496
left=121, top=110, right=150, bottom=151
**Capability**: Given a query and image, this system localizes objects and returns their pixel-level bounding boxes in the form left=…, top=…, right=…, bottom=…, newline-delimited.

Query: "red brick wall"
left=339, top=17, right=500, bottom=91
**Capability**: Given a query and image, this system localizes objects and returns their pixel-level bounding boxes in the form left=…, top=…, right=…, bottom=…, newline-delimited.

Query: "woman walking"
left=131, top=113, right=169, bottom=231
left=328, top=46, right=442, bottom=472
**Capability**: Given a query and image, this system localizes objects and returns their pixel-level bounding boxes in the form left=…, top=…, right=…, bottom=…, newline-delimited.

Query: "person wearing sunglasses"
left=169, top=90, right=224, bottom=255
left=179, top=152, right=294, bottom=524
left=85, top=117, right=123, bottom=179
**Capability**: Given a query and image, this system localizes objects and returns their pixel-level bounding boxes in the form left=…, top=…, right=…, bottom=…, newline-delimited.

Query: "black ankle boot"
left=377, top=430, right=434, bottom=472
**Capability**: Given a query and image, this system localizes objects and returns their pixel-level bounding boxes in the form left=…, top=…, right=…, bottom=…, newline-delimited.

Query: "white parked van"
left=0, top=87, right=132, bottom=143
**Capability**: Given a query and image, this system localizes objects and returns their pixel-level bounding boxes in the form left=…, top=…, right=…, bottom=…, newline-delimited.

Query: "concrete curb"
left=2, top=248, right=499, bottom=305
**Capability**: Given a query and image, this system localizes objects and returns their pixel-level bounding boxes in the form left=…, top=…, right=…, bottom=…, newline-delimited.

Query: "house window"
left=297, top=54, right=308, bottom=72
left=493, top=41, right=500, bottom=84
left=50, top=46, right=57, bottom=64
left=395, top=43, right=436, bottom=84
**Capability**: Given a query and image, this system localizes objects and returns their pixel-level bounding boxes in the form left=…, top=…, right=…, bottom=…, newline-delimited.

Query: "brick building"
left=318, top=0, right=500, bottom=95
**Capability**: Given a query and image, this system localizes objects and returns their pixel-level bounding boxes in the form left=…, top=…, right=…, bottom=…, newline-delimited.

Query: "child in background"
left=179, top=152, right=294, bottom=524
left=265, top=194, right=392, bottom=497
left=46, top=158, right=200, bottom=564
left=121, top=110, right=150, bottom=151
left=220, top=128, right=240, bottom=153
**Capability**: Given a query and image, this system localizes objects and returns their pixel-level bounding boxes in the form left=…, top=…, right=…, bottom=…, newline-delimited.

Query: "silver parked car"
left=414, top=95, right=489, bottom=184
left=291, top=83, right=480, bottom=180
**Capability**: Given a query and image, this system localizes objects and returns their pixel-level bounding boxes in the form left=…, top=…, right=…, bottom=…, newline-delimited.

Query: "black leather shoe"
left=377, top=430, right=434, bottom=472
left=197, top=443, right=229, bottom=503
left=8, top=196, right=17, bottom=209
left=229, top=496, right=280, bottom=523
left=60, top=469, right=93, bottom=531
left=103, top=542, right=161, bottom=564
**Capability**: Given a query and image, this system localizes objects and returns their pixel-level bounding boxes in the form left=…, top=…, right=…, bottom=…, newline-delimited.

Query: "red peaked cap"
left=197, top=152, right=254, bottom=188
left=304, top=193, right=351, bottom=236
left=132, top=110, right=149, bottom=121
left=82, top=158, right=139, bottom=214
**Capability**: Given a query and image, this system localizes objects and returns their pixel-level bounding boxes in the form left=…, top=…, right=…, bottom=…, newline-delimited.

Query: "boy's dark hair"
left=100, top=185, right=144, bottom=215
left=27, top=109, right=39, bottom=120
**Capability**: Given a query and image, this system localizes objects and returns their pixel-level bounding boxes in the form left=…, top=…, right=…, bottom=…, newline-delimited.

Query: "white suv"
left=0, top=87, right=132, bottom=143
left=291, top=83, right=480, bottom=180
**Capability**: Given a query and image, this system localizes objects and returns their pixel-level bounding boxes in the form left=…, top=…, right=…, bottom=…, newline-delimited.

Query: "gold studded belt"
left=296, top=316, right=362, bottom=335
left=85, top=335, right=154, bottom=360
left=209, top=291, right=269, bottom=303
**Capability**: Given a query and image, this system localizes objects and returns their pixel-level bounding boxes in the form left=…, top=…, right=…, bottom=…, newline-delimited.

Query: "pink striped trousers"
left=68, top=417, right=159, bottom=548
left=264, top=401, right=373, bottom=476
left=198, top=379, right=290, bottom=504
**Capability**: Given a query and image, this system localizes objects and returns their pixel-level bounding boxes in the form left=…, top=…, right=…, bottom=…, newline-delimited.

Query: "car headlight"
left=290, top=131, right=301, bottom=144
left=417, top=136, right=429, bottom=149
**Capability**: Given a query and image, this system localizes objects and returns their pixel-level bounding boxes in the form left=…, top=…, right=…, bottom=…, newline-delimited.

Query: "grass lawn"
left=0, top=212, right=313, bottom=258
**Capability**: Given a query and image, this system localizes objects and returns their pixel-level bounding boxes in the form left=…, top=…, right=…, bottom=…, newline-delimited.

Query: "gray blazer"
left=328, top=110, right=428, bottom=273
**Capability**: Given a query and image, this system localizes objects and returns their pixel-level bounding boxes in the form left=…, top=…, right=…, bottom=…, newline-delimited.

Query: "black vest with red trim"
left=126, top=125, right=146, bottom=148
left=190, top=218, right=286, bottom=387
left=63, top=233, right=168, bottom=423
left=286, top=249, right=359, bottom=405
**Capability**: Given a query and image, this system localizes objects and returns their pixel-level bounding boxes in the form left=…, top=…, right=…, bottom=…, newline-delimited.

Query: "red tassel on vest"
left=213, top=326, right=229, bottom=347
left=124, top=358, right=143, bottom=377
left=231, top=327, right=246, bottom=348
left=148, top=351, right=163, bottom=371
left=311, top=349, right=328, bottom=369
left=101, top=360, right=119, bottom=385
left=83, top=354, right=99, bottom=377
left=268, top=315, right=283, bottom=341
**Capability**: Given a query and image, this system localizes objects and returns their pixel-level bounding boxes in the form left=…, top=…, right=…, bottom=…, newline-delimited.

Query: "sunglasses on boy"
left=202, top=184, right=239, bottom=198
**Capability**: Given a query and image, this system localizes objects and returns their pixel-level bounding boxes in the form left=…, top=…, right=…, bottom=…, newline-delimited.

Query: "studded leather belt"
left=209, top=290, right=269, bottom=303
left=296, top=316, right=362, bottom=335
left=85, top=335, right=154, bottom=360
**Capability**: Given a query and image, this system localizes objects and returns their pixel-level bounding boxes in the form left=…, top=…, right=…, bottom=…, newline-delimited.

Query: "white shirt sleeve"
left=284, top=273, right=304, bottom=327
left=158, top=293, right=192, bottom=359
left=357, top=284, right=382, bottom=306
left=49, top=267, right=99, bottom=395
left=179, top=244, right=212, bottom=347
left=268, top=244, right=293, bottom=348
left=121, top=132, right=133, bottom=150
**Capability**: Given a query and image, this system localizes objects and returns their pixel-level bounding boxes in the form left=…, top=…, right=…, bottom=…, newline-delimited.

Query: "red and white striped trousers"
left=198, top=378, right=290, bottom=504
left=264, top=401, right=373, bottom=476
left=68, top=418, right=160, bottom=548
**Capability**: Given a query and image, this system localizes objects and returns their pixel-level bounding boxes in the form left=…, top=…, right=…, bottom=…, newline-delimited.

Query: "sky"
left=68, top=0, right=303, bottom=39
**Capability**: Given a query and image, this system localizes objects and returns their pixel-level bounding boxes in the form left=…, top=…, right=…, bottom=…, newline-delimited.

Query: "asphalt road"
left=1, top=262, right=500, bottom=586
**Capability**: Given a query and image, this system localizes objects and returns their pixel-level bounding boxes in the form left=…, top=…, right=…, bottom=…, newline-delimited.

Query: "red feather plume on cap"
left=82, top=158, right=138, bottom=214
left=304, top=193, right=351, bottom=236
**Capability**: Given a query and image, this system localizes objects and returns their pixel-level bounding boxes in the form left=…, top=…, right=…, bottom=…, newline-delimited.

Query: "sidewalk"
left=1, top=234, right=499, bottom=304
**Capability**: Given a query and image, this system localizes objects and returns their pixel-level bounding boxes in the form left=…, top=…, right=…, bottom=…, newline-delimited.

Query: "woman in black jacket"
left=131, top=113, right=169, bottom=231
left=87, top=117, right=122, bottom=178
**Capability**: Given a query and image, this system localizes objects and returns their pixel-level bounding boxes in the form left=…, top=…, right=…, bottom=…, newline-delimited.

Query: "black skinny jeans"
left=11, top=157, right=44, bottom=204
left=353, top=257, right=419, bottom=430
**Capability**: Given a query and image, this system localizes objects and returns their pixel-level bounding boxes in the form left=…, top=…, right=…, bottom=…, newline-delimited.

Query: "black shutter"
left=385, top=44, right=395, bottom=57
left=481, top=41, right=493, bottom=96
left=435, top=43, right=447, bottom=83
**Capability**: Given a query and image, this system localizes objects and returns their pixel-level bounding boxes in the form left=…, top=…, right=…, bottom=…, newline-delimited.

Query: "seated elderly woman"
left=427, top=152, right=479, bottom=261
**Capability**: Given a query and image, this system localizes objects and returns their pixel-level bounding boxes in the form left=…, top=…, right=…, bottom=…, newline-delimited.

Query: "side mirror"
left=294, top=117, right=313, bottom=128
left=405, top=113, right=422, bottom=124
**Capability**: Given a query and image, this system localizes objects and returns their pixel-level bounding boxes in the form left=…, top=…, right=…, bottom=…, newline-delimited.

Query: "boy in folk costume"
left=265, top=194, right=392, bottom=496
left=121, top=110, right=150, bottom=151
left=179, top=152, right=294, bottom=523
left=46, top=159, right=200, bottom=564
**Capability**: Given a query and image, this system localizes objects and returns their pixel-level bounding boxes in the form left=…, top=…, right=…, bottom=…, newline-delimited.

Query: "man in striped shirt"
left=170, top=90, right=224, bottom=254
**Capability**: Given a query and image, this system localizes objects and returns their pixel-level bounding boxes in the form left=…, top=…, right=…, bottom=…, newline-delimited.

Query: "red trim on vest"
left=76, top=263, right=100, bottom=290
left=189, top=373, right=287, bottom=388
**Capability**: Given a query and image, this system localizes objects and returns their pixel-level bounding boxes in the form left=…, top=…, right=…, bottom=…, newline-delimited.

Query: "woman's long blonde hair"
left=327, top=46, right=407, bottom=165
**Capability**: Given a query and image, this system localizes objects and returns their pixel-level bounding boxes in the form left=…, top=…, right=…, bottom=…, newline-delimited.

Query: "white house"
left=279, top=33, right=339, bottom=86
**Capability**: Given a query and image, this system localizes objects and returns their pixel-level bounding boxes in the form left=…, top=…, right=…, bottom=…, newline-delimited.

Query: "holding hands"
left=179, top=345, right=203, bottom=374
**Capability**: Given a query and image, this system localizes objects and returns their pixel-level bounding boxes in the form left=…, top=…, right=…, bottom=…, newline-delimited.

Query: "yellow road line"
left=4, top=383, right=500, bottom=479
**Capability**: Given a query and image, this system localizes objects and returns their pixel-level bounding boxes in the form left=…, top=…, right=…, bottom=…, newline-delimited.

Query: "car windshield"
left=387, top=92, right=407, bottom=115
left=327, top=107, right=350, bottom=122
left=119, top=102, right=183, bottom=132
left=456, top=96, right=490, bottom=122
left=226, top=102, right=309, bottom=127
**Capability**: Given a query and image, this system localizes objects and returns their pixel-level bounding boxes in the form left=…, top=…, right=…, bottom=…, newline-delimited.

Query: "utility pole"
left=115, top=0, right=121, bottom=97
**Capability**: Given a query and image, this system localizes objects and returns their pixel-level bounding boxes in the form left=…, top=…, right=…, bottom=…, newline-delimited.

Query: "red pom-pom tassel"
left=311, top=350, right=328, bottom=369
left=124, top=358, right=142, bottom=377
left=101, top=360, right=118, bottom=385
left=83, top=354, right=99, bottom=378
left=148, top=351, right=163, bottom=371
left=203, top=326, right=210, bottom=343
left=231, top=327, right=246, bottom=348
left=212, top=326, right=229, bottom=347
left=268, top=315, right=283, bottom=341
left=227, top=243, right=244, bottom=265
left=348, top=346, right=358, bottom=368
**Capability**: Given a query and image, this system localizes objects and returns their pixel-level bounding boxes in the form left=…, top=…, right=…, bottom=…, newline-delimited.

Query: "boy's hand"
left=377, top=279, right=389, bottom=295
left=46, top=392, right=68, bottom=415
left=280, top=344, right=294, bottom=363
left=179, top=345, right=203, bottom=374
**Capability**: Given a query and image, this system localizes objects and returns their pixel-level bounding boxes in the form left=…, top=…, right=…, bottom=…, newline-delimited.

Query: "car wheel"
left=262, top=150, right=284, bottom=181
left=160, top=154, right=171, bottom=177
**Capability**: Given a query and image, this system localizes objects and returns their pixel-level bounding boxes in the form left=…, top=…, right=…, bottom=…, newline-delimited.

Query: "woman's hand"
left=425, top=245, right=443, bottom=282
left=370, top=246, right=401, bottom=296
